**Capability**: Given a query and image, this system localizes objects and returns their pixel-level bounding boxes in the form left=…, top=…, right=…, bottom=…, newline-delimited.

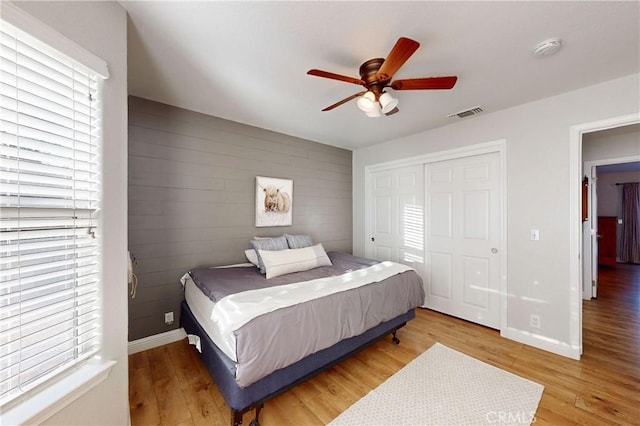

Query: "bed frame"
left=180, top=300, right=414, bottom=426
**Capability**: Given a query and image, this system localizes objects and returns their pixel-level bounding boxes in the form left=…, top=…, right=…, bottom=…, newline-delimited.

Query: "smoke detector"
left=533, top=38, right=562, bottom=57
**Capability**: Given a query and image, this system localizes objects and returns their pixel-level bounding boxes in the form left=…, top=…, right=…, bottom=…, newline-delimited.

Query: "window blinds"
left=0, top=21, right=102, bottom=406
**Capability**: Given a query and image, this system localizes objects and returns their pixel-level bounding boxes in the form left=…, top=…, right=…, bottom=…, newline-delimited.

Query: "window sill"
left=1, top=359, right=116, bottom=425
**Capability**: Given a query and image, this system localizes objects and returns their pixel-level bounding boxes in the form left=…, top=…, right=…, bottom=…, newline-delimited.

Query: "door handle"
left=371, top=237, right=375, bottom=242
left=491, top=248, right=498, bottom=254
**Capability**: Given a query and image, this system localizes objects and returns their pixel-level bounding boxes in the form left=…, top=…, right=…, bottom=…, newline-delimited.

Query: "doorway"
left=586, top=160, right=640, bottom=298
left=582, top=125, right=640, bottom=299
left=571, top=115, right=640, bottom=358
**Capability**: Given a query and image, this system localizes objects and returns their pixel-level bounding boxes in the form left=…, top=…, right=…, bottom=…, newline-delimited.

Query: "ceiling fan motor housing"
left=359, top=58, right=387, bottom=97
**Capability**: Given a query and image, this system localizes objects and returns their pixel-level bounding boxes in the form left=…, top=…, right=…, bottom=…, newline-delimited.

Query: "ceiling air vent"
left=448, top=106, right=483, bottom=119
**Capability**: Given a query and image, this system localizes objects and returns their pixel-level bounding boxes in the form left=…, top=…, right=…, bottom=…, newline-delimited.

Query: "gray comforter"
left=188, top=252, right=424, bottom=387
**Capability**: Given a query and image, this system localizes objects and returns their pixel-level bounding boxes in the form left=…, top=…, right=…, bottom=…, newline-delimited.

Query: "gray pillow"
left=250, top=235, right=289, bottom=273
left=284, top=234, right=313, bottom=249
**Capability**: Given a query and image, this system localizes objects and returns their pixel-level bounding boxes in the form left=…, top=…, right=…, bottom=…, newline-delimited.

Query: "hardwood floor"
left=129, top=264, right=640, bottom=426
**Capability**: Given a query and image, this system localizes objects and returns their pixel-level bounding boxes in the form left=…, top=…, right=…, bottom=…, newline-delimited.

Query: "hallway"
left=581, top=263, right=639, bottom=419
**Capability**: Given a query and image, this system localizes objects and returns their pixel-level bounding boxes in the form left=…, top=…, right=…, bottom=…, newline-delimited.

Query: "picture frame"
left=255, top=176, right=293, bottom=227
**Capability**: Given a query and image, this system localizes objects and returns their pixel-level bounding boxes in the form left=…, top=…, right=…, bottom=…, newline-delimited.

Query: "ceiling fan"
left=307, top=37, right=457, bottom=117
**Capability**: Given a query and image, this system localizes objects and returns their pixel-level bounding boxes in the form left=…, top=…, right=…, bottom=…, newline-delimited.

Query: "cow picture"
left=256, top=177, right=293, bottom=227
left=263, top=185, right=291, bottom=213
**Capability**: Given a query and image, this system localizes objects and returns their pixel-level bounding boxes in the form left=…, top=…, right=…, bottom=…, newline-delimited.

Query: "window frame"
left=0, top=3, right=114, bottom=424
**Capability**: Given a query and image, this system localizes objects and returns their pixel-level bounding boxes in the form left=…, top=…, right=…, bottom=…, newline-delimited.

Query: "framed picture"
left=255, top=176, right=293, bottom=227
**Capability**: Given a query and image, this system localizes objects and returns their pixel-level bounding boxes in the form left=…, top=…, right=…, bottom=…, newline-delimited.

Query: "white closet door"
left=425, top=152, right=502, bottom=329
left=369, top=165, right=424, bottom=276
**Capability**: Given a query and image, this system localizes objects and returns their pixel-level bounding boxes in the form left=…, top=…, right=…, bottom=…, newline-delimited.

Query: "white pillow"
left=244, top=249, right=259, bottom=267
left=258, top=243, right=332, bottom=279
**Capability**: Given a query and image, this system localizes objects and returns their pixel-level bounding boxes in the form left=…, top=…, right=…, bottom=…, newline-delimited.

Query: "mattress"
left=183, top=252, right=425, bottom=387
left=184, top=274, right=238, bottom=361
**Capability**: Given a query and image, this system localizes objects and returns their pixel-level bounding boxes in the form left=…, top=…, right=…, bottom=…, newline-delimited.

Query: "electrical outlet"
left=530, top=314, right=541, bottom=329
left=164, top=311, right=174, bottom=325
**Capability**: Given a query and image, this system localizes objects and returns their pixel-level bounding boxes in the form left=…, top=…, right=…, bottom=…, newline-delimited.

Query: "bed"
left=180, top=243, right=424, bottom=426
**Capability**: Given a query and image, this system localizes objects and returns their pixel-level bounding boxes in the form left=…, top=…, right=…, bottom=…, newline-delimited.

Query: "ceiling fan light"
left=365, top=102, right=382, bottom=118
left=379, top=92, right=398, bottom=114
left=357, top=91, right=376, bottom=112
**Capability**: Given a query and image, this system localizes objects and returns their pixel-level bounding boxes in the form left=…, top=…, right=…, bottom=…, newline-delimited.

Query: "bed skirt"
left=180, top=300, right=414, bottom=422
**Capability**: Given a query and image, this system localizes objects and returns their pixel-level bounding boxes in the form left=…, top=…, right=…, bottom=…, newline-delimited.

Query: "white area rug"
left=329, top=343, right=544, bottom=426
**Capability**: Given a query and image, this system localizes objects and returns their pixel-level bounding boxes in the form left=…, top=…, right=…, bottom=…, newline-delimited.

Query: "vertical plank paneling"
left=127, top=96, right=352, bottom=340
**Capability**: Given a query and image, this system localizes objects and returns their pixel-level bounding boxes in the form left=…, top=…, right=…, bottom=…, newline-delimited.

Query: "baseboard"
left=502, top=327, right=580, bottom=360
left=128, top=328, right=187, bottom=354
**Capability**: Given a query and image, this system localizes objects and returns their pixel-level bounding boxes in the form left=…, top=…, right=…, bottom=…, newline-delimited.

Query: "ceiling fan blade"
left=307, top=69, right=365, bottom=86
left=384, top=106, right=400, bottom=116
left=375, top=37, right=420, bottom=82
left=391, top=76, right=458, bottom=91
left=322, top=91, right=367, bottom=111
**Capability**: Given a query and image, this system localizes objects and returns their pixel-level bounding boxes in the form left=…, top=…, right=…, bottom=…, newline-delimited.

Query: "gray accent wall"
left=128, top=96, right=352, bottom=341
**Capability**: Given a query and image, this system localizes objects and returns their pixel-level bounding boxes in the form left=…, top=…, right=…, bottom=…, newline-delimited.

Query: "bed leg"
left=249, top=403, right=263, bottom=426
left=231, top=409, right=243, bottom=426
left=392, top=330, right=400, bottom=344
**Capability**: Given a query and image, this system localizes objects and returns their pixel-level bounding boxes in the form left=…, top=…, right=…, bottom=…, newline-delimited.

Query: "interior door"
left=369, top=165, right=424, bottom=276
left=424, top=152, right=502, bottom=329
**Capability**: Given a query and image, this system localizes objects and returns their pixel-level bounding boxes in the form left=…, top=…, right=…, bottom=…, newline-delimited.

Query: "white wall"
left=597, top=171, right=640, bottom=217
left=11, top=2, right=130, bottom=425
left=583, top=125, right=640, bottom=162
left=353, top=73, right=640, bottom=355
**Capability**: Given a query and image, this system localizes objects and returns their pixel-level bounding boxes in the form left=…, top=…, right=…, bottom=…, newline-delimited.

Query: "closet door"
left=425, top=152, right=502, bottom=329
left=368, top=165, right=424, bottom=276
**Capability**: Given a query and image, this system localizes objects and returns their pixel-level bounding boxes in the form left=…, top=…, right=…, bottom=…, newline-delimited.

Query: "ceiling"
left=122, top=1, right=640, bottom=150
left=597, top=162, right=640, bottom=174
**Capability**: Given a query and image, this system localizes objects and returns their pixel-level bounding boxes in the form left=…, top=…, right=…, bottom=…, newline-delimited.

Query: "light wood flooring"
left=129, top=264, right=640, bottom=426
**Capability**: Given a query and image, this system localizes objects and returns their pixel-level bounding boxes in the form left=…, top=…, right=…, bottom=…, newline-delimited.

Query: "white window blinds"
left=0, top=20, right=102, bottom=406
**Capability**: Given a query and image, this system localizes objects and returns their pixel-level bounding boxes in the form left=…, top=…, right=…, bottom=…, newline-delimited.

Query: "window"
left=0, top=18, right=104, bottom=407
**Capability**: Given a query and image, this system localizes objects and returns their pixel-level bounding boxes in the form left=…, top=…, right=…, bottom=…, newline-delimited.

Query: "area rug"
left=329, top=343, right=544, bottom=426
